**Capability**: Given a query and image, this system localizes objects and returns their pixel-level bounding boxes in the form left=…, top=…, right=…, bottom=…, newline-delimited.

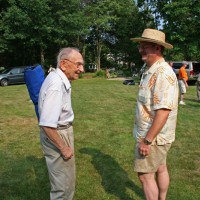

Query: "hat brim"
left=130, top=37, right=173, bottom=49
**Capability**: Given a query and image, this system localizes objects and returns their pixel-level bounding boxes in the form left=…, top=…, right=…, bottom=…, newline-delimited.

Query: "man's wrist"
left=143, top=138, right=152, bottom=145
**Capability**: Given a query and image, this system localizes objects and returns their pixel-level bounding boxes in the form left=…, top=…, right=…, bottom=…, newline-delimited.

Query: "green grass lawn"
left=0, top=79, right=199, bottom=200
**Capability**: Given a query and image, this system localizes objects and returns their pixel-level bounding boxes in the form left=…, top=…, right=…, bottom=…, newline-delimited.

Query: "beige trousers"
left=40, top=126, right=75, bottom=200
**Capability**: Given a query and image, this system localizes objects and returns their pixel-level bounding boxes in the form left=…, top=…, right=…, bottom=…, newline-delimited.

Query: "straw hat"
left=131, top=28, right=173, bottom=49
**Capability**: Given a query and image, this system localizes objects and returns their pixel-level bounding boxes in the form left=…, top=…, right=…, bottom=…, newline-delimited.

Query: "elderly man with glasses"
left=38, top=47, right=84, bottom=200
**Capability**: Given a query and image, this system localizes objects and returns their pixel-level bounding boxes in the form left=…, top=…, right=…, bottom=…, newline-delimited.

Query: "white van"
left=139, top=61, right=200, bottom=82
left=172, top=61, right=200, bottom=80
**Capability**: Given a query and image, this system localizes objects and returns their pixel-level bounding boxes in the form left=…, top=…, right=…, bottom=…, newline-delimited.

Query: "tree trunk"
left=40, top=47, right=45, bottom=67
left=96, top=30, right=102, bottom=71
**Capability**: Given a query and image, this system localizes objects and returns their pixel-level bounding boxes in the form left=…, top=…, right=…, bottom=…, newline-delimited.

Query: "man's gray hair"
left=182, top=61, right=188, bottom=65
left=56, top=47, right=80, bottom=68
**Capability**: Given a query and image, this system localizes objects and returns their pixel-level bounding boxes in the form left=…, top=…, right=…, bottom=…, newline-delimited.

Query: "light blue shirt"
left=38, top=68, right=74, bottom=128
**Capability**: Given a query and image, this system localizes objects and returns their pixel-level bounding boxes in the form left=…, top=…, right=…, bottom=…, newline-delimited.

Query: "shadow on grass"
left=0, top=154, right=49, bottom=200
left=79, top=147, right=143, bottom=200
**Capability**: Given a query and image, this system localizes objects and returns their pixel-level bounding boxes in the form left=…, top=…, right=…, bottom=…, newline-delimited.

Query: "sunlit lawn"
left=0, top=78, right=199, bottom=200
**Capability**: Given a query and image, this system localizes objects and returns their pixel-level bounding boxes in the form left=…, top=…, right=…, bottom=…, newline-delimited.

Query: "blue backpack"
left=24, top=64, right=45, bottom=120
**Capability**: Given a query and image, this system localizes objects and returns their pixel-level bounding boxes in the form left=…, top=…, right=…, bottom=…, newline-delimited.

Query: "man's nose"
left=79, top=65, right=85, bottom=73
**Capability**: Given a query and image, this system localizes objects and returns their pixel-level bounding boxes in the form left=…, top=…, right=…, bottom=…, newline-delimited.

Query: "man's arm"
left=139, top=109, right=171, bottom=156
left=41, top=126, right=73, bottom=160
left=183, top=78, right=188, bottom=88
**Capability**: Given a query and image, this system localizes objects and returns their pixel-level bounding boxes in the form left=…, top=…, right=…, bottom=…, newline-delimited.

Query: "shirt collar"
left=145, top=58, right=165, bottom=74
left=55, top=68, right=71, bottom=90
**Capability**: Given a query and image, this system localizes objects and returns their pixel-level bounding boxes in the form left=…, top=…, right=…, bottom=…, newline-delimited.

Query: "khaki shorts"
left=134, top=143, right=171, bottom=173
left=178, top=80, right=186, bottom=94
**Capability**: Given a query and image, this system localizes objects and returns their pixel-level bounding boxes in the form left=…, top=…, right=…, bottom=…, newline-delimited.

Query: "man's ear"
left=60, top=60, right=66, bottom=71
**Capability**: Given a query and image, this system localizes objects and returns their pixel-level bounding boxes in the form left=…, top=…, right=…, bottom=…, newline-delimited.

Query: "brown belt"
left=57, top=123, right=73, bottom=130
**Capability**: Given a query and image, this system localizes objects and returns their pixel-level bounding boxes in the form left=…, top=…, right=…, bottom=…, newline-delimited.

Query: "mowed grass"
left=0, top=78, right=199, bottom=200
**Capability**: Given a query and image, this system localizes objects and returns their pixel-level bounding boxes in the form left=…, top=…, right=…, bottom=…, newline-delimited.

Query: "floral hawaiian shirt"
left=133, top=59, right=179, bottom=145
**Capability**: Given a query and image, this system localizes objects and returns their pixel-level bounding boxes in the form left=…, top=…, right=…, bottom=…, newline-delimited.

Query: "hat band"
left=141, top=37, right=165, bottom=43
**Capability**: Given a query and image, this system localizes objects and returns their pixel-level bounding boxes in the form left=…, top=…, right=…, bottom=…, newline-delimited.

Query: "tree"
left=0, top=0, right=160, bottom=71
left=0, top=0, right=53, bottom=66
left=106, top=0, right=144, bottom=71
left=159, top=0, right=200, bottom=60
left=137, top=0, right=200, bottom=61
left=82, top=0, right=120, bottom=71
left=0, top=0, right=89, bottom=67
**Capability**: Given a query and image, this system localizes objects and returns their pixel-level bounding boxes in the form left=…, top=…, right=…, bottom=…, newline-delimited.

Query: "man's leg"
left=138, top=172, right=158, bottom=200
left=48, top=151, right=75, bottom=200
left=180, top=93, right=184, bottom=102
left=40, top=128, right=75, bottom=200
left=156, top=164, right=169, bottom=200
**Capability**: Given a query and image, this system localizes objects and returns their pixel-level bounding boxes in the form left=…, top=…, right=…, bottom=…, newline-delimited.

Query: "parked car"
left=123, top=79, right=135, bottom=85
left=0, top=67, right=26, bottom=86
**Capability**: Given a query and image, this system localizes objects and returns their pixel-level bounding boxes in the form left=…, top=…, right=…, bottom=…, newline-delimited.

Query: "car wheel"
left=1, top=79, right=8, bottom=86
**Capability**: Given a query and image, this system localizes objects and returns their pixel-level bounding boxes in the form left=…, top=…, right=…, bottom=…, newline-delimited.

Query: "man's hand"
left=60, top=146, right=73, bottom=160
left=139, top=109, right=171, bottom=157
left=139, top=139, right=151, bottom=156
left=41, top=126, right=74, bottom=160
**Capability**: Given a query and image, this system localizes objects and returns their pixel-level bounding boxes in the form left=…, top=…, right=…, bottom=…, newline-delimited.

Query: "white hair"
left=56, top=47, right=80, bottom=68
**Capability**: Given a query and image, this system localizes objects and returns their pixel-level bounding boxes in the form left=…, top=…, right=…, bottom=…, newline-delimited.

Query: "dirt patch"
left=82, top=74, right=93, bottom=79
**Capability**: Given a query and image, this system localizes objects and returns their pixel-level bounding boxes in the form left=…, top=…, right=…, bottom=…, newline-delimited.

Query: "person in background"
left=106, top=68, right=111, bottom=79
left=131, top=28, right=178, bottom=200
left=196, top=73, right=200, bottom=102
left=38, top=47, right=84, bottom=200
left=48, top=65, right=55, bottom=73
left=178, top=61, right=188, bottom=105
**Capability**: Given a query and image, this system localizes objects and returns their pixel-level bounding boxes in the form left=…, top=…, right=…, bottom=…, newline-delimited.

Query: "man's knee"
left=138, top=172, right=155, bottom=183
left=157, top=164, right=167, bottom=174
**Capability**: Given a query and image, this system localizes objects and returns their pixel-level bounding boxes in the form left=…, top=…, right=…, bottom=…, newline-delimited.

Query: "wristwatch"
left=144, top=138, right=152, bottom=145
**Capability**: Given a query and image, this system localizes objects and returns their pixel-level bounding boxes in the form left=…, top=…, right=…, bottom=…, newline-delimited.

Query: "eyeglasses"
left=137, top=45, right=155, bottom=50
left=62, top=58, right=84, bottom=68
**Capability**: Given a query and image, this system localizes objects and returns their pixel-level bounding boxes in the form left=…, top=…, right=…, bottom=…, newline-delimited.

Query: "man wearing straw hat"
left=131, top=29, right=178, bottom=200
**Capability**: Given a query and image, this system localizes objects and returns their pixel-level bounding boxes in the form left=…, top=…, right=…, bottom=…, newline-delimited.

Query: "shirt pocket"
left=138, top=87, right=148, bottom=104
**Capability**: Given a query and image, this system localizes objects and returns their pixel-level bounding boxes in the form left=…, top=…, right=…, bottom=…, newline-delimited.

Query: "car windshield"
left=1, top=69, right=11, bottom=74
left=173, top=63, right=189, bottom=69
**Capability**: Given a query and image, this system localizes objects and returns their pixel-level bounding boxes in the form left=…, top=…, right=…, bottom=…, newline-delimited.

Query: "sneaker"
left=179, top=101, right=186, bottom=105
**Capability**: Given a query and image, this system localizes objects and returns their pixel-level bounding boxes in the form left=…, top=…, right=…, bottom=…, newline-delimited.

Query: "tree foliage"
left=158, top=0, right=200, bottom=60
left=0, top=0, right=200, bottom=71
left=137, top=0, right=200, bottom=61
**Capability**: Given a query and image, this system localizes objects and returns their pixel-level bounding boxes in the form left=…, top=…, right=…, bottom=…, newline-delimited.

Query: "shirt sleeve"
left=153, top=69, right=177, bottom=110
left=39, top=89, right=63, bottom=128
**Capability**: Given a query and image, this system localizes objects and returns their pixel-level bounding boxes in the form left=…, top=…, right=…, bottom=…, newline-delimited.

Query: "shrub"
left=93, top=70, right=106, bottom=78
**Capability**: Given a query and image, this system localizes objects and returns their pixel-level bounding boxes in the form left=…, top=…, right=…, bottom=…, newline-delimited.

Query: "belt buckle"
left=57, top=123, right=72, bottom=130
left=66, top=123, right=70, bottom=128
